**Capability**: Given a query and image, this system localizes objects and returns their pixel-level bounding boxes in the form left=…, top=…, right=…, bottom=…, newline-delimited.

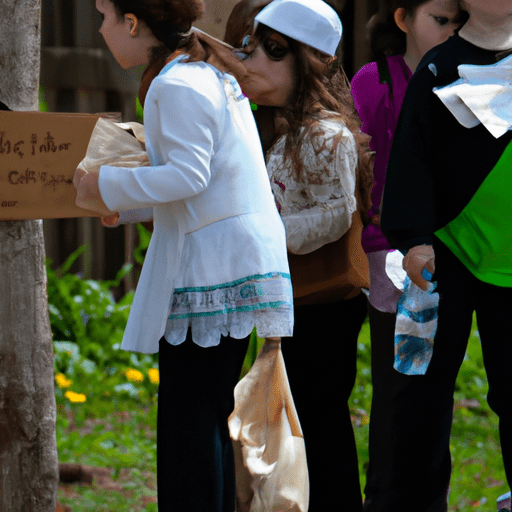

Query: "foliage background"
left=49, top=233, right=508, bottom=511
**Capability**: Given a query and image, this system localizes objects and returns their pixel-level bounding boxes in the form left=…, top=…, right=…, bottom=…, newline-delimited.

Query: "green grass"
left=50, top=248, right=508, bottom=511
left=448, top=332, right=505, bottom=512
left=56, top=402, right=158, bottom=510
left=350, top=318, right=506, bottom=512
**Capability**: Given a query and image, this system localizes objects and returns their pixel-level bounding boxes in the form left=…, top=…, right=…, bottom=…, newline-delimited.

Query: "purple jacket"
left=351, top=55, right=412, bottom=254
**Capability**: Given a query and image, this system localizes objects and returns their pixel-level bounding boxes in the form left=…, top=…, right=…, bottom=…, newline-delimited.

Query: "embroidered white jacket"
left=99, top=58, right=292, bottom=353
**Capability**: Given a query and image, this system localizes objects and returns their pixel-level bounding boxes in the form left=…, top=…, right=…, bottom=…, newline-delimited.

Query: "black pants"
left=363, top=240, right=512, bottom=512
left=157, top=333, right=249, bottom=512
left=281, top=293, right=368, bottom=512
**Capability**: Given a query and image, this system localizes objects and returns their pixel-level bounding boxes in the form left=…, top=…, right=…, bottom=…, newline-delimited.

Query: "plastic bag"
left=229, top=338, right=309, bottom=511
left=394, top=276, right=439, bottom=375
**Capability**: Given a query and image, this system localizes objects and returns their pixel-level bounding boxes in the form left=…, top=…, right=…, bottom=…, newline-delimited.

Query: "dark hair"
left=368, top=0, right=467, bottom=59
left=369, top=0, right=429, bottom=59
left=224, top=0, right=272, bottom=47
left=109, top=0, right=204, bottom=55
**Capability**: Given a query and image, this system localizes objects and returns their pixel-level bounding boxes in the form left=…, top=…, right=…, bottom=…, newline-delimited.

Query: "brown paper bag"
left=229, top=339, right=309, bottom=512
left=0, top=112, right=149, bottom=220
left=77, top=118, right=149, bottom=174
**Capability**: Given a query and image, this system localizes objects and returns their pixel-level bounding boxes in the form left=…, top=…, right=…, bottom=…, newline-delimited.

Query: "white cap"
left=254, top=0, right=342, bottom=56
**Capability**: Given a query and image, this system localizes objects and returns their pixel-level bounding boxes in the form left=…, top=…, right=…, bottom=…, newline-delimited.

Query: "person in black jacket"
left=364, top=1, right=512, bottom=511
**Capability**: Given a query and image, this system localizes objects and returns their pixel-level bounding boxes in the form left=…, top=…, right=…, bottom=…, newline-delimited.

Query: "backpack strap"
left=376, top=56, right=393, bottom=96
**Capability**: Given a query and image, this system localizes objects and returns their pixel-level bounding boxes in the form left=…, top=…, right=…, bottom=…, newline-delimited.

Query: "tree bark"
left=0, top=1, right=59, bottom=511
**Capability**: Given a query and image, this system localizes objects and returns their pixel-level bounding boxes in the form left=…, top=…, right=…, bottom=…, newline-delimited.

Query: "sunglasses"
left=242, top=31, right=292, bottom=61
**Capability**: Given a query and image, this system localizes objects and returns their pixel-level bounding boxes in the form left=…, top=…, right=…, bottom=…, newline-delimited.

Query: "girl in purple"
left=350, top=1, right=466, bottom=510
left=351, top=0, right=465, bottom=319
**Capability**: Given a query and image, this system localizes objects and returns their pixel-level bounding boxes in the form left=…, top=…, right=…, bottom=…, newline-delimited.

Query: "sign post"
left=0, top=1, right=59, bottom=510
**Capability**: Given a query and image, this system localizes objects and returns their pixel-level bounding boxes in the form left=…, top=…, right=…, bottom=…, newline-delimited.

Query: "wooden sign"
left=0, top=111, right=101, bottom=220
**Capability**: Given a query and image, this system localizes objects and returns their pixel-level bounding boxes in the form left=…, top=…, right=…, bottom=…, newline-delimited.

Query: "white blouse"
left=266, top=117, right=358, bottom=254
left=99, top=56, right=293, bottom=352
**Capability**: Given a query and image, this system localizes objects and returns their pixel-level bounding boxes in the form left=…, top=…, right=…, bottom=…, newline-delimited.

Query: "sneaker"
left=497, top=490, right=511, bottom=512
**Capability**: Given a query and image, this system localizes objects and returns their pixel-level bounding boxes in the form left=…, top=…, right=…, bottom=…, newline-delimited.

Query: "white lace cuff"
left=283, top=197, right=355, bottom=255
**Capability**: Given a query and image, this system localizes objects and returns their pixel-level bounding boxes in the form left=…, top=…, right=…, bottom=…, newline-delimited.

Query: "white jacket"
left=99, top=57, right=293, bottom=353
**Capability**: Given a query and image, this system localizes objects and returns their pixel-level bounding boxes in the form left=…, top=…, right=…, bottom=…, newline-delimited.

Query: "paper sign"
left=0, top=111, right=101, bottom=220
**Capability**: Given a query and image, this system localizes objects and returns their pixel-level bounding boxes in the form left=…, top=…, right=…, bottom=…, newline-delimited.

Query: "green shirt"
left=436, top=140, right=512, bottom=286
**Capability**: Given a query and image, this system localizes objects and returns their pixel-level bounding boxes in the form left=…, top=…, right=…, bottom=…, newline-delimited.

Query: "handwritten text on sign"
left=0, top=131, right=71, bottom=159
left=0, top=111, right=99, bottom=220
left=1, top=129, right=73, bottom=210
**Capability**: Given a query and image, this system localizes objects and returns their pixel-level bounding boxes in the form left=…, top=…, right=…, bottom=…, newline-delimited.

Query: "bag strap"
left=376, top=55, right=411, bottom=99
left=376, top=56, right=393, bottom=96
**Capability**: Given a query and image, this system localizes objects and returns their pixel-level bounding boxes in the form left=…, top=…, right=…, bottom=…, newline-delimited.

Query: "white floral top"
left=266, top=116, right=358, bottom=255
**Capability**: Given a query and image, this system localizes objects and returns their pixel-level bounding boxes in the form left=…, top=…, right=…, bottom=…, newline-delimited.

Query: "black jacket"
left=381, top=34, right=512, bottom=253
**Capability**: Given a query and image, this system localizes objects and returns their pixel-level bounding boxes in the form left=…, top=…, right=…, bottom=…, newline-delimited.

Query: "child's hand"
left=403, top=245, right=435, bottom=291
left=74, top=168, right=117, bottom=217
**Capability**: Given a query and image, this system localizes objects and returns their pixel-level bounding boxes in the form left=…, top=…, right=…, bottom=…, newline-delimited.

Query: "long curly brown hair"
left=224, top=4, right=373, bottom=214
left=279, top=37, right=374, bottom=215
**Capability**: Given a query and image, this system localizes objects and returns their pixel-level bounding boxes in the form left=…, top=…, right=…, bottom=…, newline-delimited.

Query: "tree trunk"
left=0, top=1, right=59, bottom=511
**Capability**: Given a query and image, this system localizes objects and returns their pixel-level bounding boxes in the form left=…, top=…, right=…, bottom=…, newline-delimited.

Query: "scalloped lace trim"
left=164, top=272, right=293, bottom=347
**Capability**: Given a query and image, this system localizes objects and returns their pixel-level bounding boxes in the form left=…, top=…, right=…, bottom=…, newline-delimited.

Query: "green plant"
left=48, top=244, right=161, bottom=424
left=133, top=223, right=151, bottom=266
left=47, top=245, right=158, bottom=370
left=47, top=244, right=507, bottom=511
left=39, top=86, right=49, bottom=112
left=136, top=97, right=144, bottom=123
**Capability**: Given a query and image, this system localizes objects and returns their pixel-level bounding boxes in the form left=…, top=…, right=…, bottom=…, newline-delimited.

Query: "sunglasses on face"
left=242, top=31, right=292, bottom=61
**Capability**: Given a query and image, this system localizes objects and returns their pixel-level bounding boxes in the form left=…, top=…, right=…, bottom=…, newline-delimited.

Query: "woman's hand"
left=73, top=168, right=117, bottom=218
left=403, top=245, right=435, bottom=291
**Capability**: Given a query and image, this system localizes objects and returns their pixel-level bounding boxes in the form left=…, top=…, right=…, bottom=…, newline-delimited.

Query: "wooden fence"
left=39, top=0, right=375, bottom=288
left=40, top=0, right=140, bottom=288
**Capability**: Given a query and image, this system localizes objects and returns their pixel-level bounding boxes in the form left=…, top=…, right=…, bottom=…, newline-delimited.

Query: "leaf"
left=114, top=383, right=140, bottom=398
left=79, top=358, right=97, bottom=375
left=57, top=245, right=87, bottom=277
left=54, top=341, right=81, bottom=359
left=133, top=223, right=152, bottom=265
left=99, top=440, right=116, bottom=450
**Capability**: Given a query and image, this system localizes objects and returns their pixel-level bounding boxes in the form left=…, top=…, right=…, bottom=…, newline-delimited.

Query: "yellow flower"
left=65, top=391, right=87, bottom=403
left=124, top=368, right=144, bottom=383
left=55, top=373, right=72, bottom=389
left=148, top=368, right=160, bottom=385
